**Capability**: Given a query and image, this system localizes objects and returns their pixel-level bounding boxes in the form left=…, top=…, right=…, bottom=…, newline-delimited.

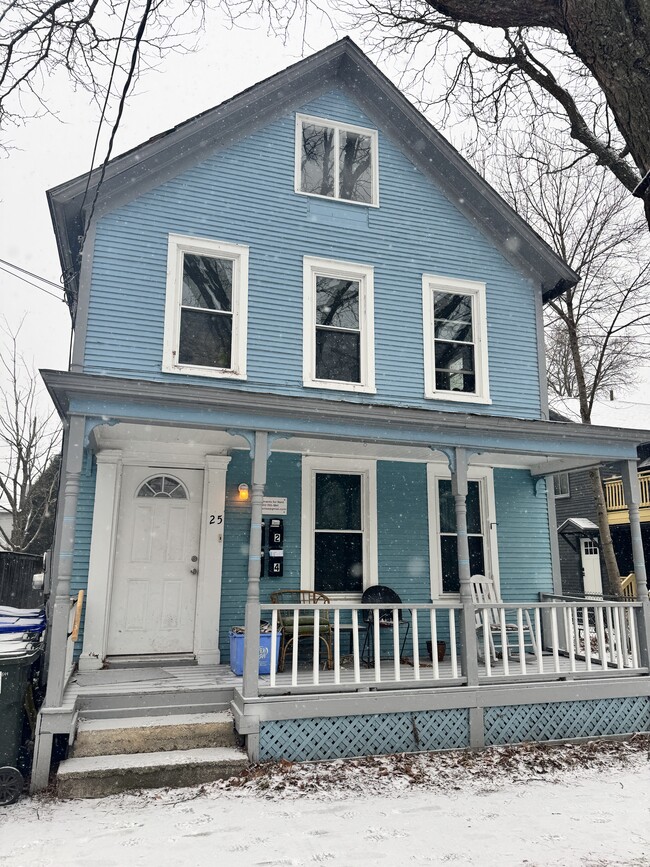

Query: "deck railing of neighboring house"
left=254, top=597, right=647, bottom=694
left=604, top=471, right=650, bottom=513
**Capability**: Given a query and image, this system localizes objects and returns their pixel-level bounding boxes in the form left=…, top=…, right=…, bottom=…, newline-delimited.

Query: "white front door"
left=580, top=537, right=603, bottom=596
left=107, top=467, right=203, bottom=656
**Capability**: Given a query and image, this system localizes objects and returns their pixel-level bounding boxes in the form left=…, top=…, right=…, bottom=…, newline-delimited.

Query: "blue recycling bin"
left=229, top=629, right=281, bottom=676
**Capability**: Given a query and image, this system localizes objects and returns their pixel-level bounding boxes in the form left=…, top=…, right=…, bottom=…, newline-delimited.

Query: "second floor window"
left=163, top=235, right=248, bottom=379
left=296, top=114, right=378, bottom=206
left=303, top=257, right=375, bottom=393
left=422, top=274, right=490, bottom=404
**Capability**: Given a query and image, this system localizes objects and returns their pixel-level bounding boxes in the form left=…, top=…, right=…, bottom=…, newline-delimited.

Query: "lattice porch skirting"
left=484, top=696, right=650, bottom=746
left=258, top=697, right=650, bottom=762
left=259, top=709, right=470, bottom=762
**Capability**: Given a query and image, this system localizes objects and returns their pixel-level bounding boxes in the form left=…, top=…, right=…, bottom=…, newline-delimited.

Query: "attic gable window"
left=296, top=114, right=378, bottom=206
left=422, top=274, right=490, bottom=404
left=163, top=234, right=248, bottom=380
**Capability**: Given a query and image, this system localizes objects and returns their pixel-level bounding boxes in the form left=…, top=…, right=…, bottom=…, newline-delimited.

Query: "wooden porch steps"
left=57, top=711, right=248, bottom=798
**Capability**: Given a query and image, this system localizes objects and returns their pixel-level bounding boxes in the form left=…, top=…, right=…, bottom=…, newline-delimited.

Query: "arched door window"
left=136, top=475, right=188, bottom=499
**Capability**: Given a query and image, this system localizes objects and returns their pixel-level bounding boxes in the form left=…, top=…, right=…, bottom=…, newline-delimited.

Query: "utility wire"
left=0, top=257, right=65, bottom=292
left=0, top=264, right=66, bottom=302
left=78, top=0, right=134, bottom=223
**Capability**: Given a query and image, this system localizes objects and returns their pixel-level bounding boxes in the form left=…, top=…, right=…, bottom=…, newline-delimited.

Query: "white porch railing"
left=249, top=597, right=648, bottom=694
left=475, top=599, right=645, bottom=680
left=261, top=602, right=463, bottom=692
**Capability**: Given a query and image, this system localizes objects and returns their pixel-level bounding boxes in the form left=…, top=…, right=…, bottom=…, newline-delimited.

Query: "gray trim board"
left=231, top=675, right=650, bottom=730
left=48, top=38, right=577, bottom=313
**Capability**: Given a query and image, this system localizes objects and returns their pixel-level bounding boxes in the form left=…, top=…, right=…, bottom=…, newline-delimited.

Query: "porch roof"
left=42, top=369, right=650, bottom=470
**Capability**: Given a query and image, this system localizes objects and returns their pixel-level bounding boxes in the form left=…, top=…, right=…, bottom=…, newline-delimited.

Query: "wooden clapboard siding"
left=71, top=452, right=97, bottom=654
left=494, top=468, right=553, bottom=601
left=85, top=89, right=542, bottom=420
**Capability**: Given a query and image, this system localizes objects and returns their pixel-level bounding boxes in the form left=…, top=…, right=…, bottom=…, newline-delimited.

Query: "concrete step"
left=57, top=746, right=249, bottom=799
left=71, top=711, right=239, bottom=757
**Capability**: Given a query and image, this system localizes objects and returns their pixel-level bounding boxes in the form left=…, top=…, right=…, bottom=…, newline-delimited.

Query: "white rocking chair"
left=470, top=574, right=539, bottom=662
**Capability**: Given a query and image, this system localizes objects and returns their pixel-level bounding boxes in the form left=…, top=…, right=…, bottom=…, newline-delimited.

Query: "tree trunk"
left=560, top=298, right=622, bottom=595
left=588, top=468, right=622, bottom=596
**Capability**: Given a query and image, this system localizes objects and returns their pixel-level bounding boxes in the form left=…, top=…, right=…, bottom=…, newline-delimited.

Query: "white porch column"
left=31, top=415, right=85, bottom=793
left=620, top=459, right=650, bottom=667
left=242, top=431, right=268, bottom=699
left=79, top=449, right=123, bottom=671
left=194, top=454, right=231, bottom=665
left=451, top=447, right=480, bottom=687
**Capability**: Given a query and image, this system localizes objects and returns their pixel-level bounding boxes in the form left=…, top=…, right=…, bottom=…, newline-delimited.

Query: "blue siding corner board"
left=86, top=89, right=542, bottom=419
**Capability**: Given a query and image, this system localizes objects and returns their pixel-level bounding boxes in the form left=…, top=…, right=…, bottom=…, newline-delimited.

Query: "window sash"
left=297, top=115, right=378, bottom=206
left=304, top=256, right=374, bottom=392
left=432, top=473, right=492, bottom=597
left=422, top=275, right=489, bottom=403
left=163, top=235, right=248, bottom=380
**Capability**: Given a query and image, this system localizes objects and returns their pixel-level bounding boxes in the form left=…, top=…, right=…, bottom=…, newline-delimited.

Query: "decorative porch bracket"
left=227, top=429, right=290, bottom=459
left=618, top=459, right=650, bottom=668
left=448, top=447, right=480, bottom=689
left=242, top=431, right=269, bottom=699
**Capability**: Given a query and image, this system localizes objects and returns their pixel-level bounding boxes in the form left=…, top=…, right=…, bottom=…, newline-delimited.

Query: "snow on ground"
left=1, top=739, right=650, bottom=866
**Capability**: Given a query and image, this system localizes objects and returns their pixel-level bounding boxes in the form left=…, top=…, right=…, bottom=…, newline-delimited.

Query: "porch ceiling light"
left=238, top=483, right=250, bottom=501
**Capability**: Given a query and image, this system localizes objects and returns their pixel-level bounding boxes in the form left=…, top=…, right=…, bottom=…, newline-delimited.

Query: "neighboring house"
left=553, top=448, right=650, bottom=597
left=31, top=39, right=650, bottom=793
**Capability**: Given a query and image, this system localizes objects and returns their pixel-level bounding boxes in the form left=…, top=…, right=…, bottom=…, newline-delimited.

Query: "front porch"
left=33, top=372, right=650, bottom=788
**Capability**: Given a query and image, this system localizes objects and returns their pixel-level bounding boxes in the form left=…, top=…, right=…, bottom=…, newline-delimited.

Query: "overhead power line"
left=0, top=264, right=66, bottom=302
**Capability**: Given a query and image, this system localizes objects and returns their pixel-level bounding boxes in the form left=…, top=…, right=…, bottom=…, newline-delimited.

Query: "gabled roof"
left=48, top=37, right=578, bottom=313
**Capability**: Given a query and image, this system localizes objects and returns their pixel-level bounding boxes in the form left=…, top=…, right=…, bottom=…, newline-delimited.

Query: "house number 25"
left=209, top=514, right=223, bottom=525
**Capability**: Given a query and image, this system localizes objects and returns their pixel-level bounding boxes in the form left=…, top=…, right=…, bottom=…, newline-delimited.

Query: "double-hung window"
left=427, top=466, right=499, bottom=598
left=303, top=257, right=375, bottom=393
left=296, top=114, right=378, bottom=206
left=553, top=472, right=570, bottom=498
left=422, top=275, right=489, bottom=402
left=301, top=457, right=378, bottom=597
left=163, top=234, right=248, bottom=379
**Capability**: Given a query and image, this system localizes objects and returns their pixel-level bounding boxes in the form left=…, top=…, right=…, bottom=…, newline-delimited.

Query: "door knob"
left=190, top=568, right=198, bottom=575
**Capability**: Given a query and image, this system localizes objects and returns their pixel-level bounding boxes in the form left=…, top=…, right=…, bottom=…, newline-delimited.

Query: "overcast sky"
left=1, top=5, right=648, bottom=428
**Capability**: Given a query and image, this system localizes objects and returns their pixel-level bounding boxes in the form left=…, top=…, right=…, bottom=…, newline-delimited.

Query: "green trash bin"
left=0, top=648, right=40, bottom=806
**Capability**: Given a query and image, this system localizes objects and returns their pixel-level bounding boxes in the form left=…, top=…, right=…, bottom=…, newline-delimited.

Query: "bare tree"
left=0, top=323, right=61, bottom=553
left=350, top=1, right=650, bottom=227
left=0, top=0, right=202, bottom=138
left=475, top=136, right=650, bottom=592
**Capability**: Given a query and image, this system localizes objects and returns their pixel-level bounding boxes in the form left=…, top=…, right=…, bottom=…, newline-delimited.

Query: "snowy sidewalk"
left=1, top=741, right=649, bottom=866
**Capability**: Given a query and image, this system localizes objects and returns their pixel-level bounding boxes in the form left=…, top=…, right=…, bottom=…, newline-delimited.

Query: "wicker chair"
left=269, top=590, right=333, bottom=672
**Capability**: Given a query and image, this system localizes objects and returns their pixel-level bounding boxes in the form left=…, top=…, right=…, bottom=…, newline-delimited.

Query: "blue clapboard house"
left=32, top=39, right=650, bottom=794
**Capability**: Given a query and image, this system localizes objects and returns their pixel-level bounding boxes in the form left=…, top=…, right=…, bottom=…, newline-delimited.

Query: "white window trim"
left=303, top=256, right=376, bottom=394
left=422, top=274, right=491, bottom=404
left=300, top=456, right=378, bottom=601
left=162, top=233, right=248, bottom=380
left=294, top=113, right=380, bottom=208
left=553, top=472, right=571, bottom=499
left=426, top=463, right=500, bottom=601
